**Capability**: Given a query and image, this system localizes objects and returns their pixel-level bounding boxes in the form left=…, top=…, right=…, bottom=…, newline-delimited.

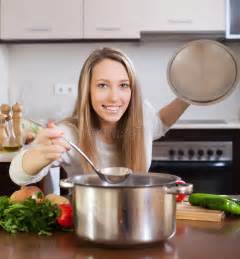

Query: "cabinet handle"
left=167, top=19, right=193, bottom=24
left=26, top=27, right=52, bottom=32
left=95, top=27, right=121, bottom=31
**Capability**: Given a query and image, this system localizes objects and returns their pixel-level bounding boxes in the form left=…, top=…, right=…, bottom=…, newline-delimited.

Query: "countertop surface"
left=172, top=120, right=240, bottom=129
left=0, top=151, right=18, bottom=162
left=1, top=218, right=240, bottom=259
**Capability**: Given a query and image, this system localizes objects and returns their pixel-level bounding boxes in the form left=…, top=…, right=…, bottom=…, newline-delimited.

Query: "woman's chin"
left=100, top=114, right=123, bottom=125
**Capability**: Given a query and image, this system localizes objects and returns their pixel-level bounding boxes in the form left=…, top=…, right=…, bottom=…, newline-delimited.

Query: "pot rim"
left=61, top=172, right=181, bottom=188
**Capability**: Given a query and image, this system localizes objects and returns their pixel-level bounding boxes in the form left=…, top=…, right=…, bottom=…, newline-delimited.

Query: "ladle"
left=27, top=119, right=132, bottom=184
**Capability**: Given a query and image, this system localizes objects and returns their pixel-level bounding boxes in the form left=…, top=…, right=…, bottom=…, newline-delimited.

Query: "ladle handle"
left=61, top=137, right=100, bottom=173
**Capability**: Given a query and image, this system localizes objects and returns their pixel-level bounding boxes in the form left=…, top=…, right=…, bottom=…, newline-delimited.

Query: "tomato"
left=175, top=180, right=187, bottom=202
left=57, top=204, right=73, bottom=228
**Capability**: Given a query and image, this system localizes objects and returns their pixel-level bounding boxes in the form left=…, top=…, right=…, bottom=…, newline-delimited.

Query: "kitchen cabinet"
left=83, top=0, right=143, bottom=39
left=0, top=162, right=19, bottom=196
left=1, top=0, right=83, bottom=40
left=142, top=0, right=225, bottom=32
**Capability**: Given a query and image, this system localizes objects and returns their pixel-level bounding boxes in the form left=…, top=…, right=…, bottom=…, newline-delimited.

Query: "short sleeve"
left=143, top=100, right=169, bottom=141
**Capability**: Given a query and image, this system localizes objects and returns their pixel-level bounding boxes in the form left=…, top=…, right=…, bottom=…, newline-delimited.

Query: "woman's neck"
left=97, top=125, right=118, bottom=144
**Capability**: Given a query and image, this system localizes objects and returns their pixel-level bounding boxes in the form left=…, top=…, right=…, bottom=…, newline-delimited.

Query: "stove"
left=152, top=141, right=232, bottom=162
left=150, top=127, right=240, bottom=194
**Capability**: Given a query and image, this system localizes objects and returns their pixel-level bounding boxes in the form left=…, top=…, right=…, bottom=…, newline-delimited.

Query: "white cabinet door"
left=1, top=0, right=83, bottom=39
left=142, top=0, right=225, bottom=32
left=84, top=0, right=142, bottom=39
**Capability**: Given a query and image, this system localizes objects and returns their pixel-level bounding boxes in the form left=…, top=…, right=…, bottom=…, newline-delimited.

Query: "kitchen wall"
left=0, top=45, right=9, bottom=104
left=4, top=40, right=240, bottom=122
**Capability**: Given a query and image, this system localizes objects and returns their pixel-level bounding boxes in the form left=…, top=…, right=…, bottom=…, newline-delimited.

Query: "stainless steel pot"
left=60, top=173, right=192, bottom=246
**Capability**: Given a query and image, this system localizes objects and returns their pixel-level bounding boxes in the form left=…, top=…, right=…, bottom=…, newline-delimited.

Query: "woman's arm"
left=159, top=98, right=190, bottom=127
left=20, top=126, right=70, bottom=176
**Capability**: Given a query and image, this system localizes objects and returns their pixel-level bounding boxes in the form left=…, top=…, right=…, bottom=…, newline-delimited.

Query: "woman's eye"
left=97, top=83, right=108, bottom=88
left=120, top=83, right=130, bottom=88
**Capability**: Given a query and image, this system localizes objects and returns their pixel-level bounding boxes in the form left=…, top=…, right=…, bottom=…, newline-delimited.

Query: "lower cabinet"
left=0, top=163, right=19, bottom=196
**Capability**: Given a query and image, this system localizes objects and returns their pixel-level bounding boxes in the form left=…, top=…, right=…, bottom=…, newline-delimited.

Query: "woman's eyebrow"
left=119, top=79, right=130, bottom=83
left=96, top=79, right=129, bottom=83
left=96, top=78, right=110, bottom=82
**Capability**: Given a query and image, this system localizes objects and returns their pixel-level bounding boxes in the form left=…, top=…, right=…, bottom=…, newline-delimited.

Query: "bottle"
left=0, top=114, right=7, bottom=151
left=1, top=104, right=21, bottom=152
left=0, top=103, right=10, bottom=139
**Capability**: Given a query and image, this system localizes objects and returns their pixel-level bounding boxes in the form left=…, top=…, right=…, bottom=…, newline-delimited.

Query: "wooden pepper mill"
left=0, top=114, right=7, bottom=151
left=0, top=104, right=11, bottom=122
left=12, top=102, right=23, bottom=148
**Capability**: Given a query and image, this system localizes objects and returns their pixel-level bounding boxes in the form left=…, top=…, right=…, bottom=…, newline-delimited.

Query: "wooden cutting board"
left=176, top=201, right=225, bottom=222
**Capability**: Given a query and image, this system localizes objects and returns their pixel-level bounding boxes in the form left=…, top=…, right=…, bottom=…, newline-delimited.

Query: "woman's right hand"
left=32, top=126, right=70, bottom=162
left=22, top=124, right=70, bottom=175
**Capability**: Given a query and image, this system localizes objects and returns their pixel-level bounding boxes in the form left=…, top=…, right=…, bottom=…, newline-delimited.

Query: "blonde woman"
left=9, top=47, right=189, bottom=193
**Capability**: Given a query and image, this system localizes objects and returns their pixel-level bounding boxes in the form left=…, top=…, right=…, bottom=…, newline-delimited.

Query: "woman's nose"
left=108, top=87, right=119, bottom=101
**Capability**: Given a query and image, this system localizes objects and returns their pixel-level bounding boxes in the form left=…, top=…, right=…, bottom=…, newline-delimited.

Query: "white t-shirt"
left=9, top=100, right=168, bottom=193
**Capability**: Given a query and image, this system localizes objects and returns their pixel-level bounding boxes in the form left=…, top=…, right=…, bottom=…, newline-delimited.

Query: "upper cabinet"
left=0, top=0, right=226, bottom=40
left=1, top=0, right=83, bottom=40
left=83, top=0, right=142, bottom=39
left=142, top=0, right=225, bottom=32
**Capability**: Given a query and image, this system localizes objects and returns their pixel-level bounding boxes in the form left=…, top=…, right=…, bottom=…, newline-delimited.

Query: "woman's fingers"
left=34, top=128, right=64, bottom=145
left=35, top=144, right=68, bottom=162
left=51, top=139, right=70, bottom=150
left=30, top=122, right=71, bottom=163
left=47, top=121, right=56, bottom=128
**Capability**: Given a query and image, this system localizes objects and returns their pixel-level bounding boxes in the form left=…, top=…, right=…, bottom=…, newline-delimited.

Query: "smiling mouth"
left=102, top=105, right=121, bottom=113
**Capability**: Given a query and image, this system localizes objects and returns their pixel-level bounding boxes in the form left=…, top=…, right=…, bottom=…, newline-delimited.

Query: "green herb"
left=0, top=196, right=60, bottom=235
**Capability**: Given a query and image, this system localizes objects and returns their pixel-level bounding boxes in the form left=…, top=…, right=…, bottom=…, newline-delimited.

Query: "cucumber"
left=189, top=193, right=240, bottom=215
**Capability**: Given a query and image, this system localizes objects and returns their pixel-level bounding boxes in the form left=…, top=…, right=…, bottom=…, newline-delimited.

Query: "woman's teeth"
left=103, top=105, right=120, bottom=113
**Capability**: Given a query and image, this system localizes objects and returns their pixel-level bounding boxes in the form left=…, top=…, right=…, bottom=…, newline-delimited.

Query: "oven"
left=149, top=122, right=240, bottom=195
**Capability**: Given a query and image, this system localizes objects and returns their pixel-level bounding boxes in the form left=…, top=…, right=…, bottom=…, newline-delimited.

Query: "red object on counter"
left=176, top=180, right=187, bottom=202
left=57, top=204, right=73, bottom=228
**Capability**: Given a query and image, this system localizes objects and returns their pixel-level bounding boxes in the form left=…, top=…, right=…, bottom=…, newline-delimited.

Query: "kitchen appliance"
left=167, top=40, right=239, bottom=105
left=150, top=124, right=240, bottom=194
left=60, top=173, right=192, bottom=246
left=226, top=0, right=240, bottom=39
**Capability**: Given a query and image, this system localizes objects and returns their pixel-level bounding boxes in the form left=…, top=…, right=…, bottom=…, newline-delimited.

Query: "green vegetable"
left=189, top=193, right=240, bottom=215
left=0, top=196, right=60, bottom=235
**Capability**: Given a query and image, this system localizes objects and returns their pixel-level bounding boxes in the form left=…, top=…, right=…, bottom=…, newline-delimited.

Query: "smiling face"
left=90, top=58, right=132, bottom=129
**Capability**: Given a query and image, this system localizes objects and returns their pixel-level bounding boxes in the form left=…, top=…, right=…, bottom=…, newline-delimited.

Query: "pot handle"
left=165, top=182, right=193, bottom=195
left=60, top=177, right=74, bottom=189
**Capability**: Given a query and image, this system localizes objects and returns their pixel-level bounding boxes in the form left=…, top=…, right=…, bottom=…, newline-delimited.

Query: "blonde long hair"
left=70, top=47, right=146, bottom=173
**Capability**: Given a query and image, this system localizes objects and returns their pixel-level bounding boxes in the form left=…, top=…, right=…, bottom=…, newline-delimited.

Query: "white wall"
left=0, top=45, right=9, bottom=104
left=5, top=40, right=240, bottom=122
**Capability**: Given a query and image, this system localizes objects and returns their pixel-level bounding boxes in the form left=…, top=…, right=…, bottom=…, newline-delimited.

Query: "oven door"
left=150, top=160, right=233, bottom=194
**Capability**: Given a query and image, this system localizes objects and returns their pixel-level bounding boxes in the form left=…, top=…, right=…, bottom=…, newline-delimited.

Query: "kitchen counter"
left=172, top=120, right=240, bottom=129
left=1, top=218, right=240, bottom=259
left=0, top=151, right=18, bottom=162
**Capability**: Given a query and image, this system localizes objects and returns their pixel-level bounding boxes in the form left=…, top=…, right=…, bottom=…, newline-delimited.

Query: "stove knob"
left=178, top=150, right=184, bottom=157
left=188, top=149, right=195, bottom=157
left=216, top=149, right=223, bottom=157
left=197, top=149, right=204, bottom=157
left=169, top=149, right=176, bottom=157
left=207, top=149, right=214, bottom=157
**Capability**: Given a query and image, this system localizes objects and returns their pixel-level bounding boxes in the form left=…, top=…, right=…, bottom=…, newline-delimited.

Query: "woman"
left=9, top=47, right=189, bottom=193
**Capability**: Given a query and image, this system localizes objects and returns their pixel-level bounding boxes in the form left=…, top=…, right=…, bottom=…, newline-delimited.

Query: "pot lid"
left=69, top=173, right=179, bottom=188
left=167, top=40, right=239, bottom=105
